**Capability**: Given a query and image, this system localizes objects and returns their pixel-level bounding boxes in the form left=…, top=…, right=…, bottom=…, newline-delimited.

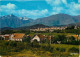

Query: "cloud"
left=66, top=2, right=80, bottom=15
left=62, top=0, right=67, bottom=4
left=79, top=0, right=80, bottom=3
left=0, top=3, right=16, bottom=11
left=52, top=7, right=64, bottom=14
left=45, top=0, right=80, bottom=16
left=46, top=0, right=67, bottom=6
left=0, top=3, right=49, bottom=19
left=16, top=9, right=48, bottom=19
left=1, top=0, right=80, bottom=19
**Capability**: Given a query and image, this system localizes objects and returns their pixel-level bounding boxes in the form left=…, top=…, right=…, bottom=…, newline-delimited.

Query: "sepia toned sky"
left=0, top=0, right=80, bottom=19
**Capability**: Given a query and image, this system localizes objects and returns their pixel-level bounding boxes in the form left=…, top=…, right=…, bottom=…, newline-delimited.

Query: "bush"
left=52, top=35, right=67, bottom=43
left=9, top=41, right=17, bottom=47
left=60, top=48, right=66, bottom=52
left=41, top=44, right=54, bottom=53
left=68, top=36, right=75, bottom=42
left=56, top=47, right=60, bottom=51
left=68, top=47, right=79, bottom=53
left=56, top=47, right=66, bottom=52
left=4, top=41, right=9, bottom=46
left=67, top=40, right=80, bottom=45
left=0, top=37, right=4, bottom=40
left=23, top=36, right=31, bottom=43
left=31, top=40, right=40, bottom=48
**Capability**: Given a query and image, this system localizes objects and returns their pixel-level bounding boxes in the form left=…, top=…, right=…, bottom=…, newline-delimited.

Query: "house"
left=31, top=34, right=53, bottom=43
left=0, top=33, right=26, bottom=41
left=72, top=35, right=80, bottom=40
left=10, top=33, right=25, bottom=41
left=68, top=35, right=80, bottom=41
left=31, top=35, right=40, bottom=42
left=0, top=34, right=11, bottom=41
left=31, top=34, right=46, bottom=43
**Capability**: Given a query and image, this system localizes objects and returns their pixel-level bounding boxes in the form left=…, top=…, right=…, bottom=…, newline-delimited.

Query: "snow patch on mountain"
left=23, top=17, right=29, bottom=20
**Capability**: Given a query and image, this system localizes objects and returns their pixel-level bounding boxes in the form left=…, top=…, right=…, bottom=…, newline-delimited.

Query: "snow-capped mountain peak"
left=0, top=14, right=33, bottom=28
left=23, top=17, right=29, bottom=20
left=19, top=17, right=23, bottom=19
left=9, top=14, right=12, bottom=17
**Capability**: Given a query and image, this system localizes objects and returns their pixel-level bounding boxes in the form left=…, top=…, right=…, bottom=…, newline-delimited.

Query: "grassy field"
left=0, top=32, right=79, bottom=57
left=28, top=32, right=75, bottom=36
left=5, top=44, right=79, bottom=57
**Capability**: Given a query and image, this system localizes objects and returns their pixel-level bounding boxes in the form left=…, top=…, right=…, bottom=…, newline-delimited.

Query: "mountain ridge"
left=23, top=14, right=80, bottom=26
left=0, top=14, right=33, bottom=28
left=0, top=14, right=80, bottom=28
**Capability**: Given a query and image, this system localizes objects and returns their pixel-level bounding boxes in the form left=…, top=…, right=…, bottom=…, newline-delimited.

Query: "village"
left=0, top=32, right=80, bottom=44
left=30, top=26, right=79, bottom=32
left=0, top=25, right=80, bottom=43
left=30, top=26, right=67, bottom=32
left=0, top=26, right=80, bottom=57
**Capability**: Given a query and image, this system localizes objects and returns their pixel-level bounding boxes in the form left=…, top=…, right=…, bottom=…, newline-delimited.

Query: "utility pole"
left=77, top=27, right=80, bottom=41
left=50, top=36, right=51, bottom=44
left=49, top=30, right=52, bottom=44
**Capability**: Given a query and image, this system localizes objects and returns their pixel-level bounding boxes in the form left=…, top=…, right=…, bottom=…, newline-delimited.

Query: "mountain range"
left=0, top=14, right=33, bottom=28
left=0, top=14, right=80, bottom=28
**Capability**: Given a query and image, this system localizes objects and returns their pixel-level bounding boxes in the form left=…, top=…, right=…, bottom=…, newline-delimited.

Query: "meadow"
left=0, top=40, right=79, bottom=57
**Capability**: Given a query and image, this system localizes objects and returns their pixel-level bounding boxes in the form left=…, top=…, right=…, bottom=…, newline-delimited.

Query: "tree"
left=52, top=35, right=67, bottom=43
left=23, top=36, right=31, bottom=43
left=42, top=38, right=50, bottom=44
left=68, top=36, right=75, bottom=42
left=9, top=41, right=17, bottom=47
left=41, top=44, right=54, bottom=52
left=66, top=26, right=75, bottom=30
left=0, top=36, right=4, bottom=40
left=56, top=47, right=66, bottom=52
left=32, top=39, right=39, bottom=43
left=31, top=39, right=40, bottom=48
left=75, top=29, right=80, bottom=41
left=69, top=47, right=79, bottom=53
left=2, top=30, right=14, bottom=34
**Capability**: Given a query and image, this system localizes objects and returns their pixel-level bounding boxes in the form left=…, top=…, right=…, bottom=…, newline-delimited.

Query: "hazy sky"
left=0, top=0, right=80, bottom=19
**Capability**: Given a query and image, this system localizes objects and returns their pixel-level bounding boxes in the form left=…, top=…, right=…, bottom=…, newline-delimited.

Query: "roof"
left=4, top=35, right=9, bottom=38
left=37, top=34, right=45, bottom=40
left=12, top=33, right=25, bottom=39
left=0, top=34, right=10, bottom=38
left=32, top=34, right=45, bottom=40
left=68, top=35, right=80, bottom=40
left=32, top=34, right=53, bottom=40
left=72, top=35, right=80, bottom=39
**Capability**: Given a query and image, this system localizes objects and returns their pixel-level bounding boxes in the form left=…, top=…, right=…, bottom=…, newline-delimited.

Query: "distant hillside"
left=15, top=24, right=49, bottom=30
left=28, top=24, right=49, bottom=29
left=0, top=27, right=13, bottom=31
left=0, top=14, right=80, bottom=28
left=24, top=14, right=80, bottom=26
left=68, top=22, right=80, bottom=27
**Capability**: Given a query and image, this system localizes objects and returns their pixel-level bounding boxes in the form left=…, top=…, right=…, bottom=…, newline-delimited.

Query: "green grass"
left=41, top=44, right=79, bottom=52
left=29, top=32, right=75, bottom=36
left=10, top=44, right=79, bottom=57
left=51, top=44, right=79, bottom=52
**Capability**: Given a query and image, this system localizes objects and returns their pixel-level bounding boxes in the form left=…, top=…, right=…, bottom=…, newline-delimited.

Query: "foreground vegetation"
left=0, top=26, right=80, bottom=57
left=0, top=40, right=79, bottom=57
